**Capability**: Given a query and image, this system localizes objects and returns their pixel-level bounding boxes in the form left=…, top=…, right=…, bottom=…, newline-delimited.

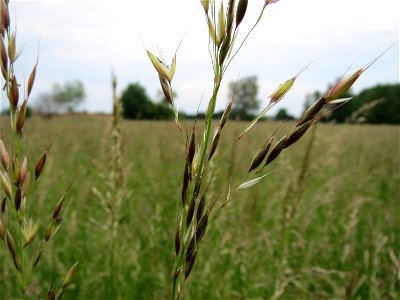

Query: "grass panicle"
left=145, top=1, right=390, bottom=299
left=0, top=1, right=79, bottom=298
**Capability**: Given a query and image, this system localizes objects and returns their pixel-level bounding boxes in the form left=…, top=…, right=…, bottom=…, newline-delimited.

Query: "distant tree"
left=34, top=92, right=59, bottom=117
left=52, top=80, right=85, bottom=112
left=275, top=108, right=294, bottom=121
left=228, top=76, right=259, bottom=120
left=121, top=83, right=154, bottom=119
left=353, top=84, right=400, bottom=124
left=34, top=80, right=85, bottom=116
left=303, top=83, right=399, bottom=124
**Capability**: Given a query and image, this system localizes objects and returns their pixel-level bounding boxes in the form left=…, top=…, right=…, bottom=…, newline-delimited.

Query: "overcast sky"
left=3, top=0, right=399, bottom=117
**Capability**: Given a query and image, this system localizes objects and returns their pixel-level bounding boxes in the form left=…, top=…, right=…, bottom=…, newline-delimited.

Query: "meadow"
left=0, top=115, right=398, bottom=299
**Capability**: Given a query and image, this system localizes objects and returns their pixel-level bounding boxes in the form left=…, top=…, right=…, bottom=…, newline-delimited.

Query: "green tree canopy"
left=274, top=108, right=294, bottom=121
left=121, top=83, right=172, bottom=120
left=304, top=83, right=399, bottom=124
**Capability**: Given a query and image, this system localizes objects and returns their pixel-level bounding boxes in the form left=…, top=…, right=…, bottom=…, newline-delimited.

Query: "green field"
left=0, top=116, right=399, bottom=299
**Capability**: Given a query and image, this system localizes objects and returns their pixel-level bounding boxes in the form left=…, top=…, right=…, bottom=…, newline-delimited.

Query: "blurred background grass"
left=0, top=116, right=398, bottom=299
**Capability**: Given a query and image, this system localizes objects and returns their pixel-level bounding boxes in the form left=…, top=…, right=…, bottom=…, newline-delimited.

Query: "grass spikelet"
left=56, top=261, right=79, bottom=300
left=27, top=61, right=38, bottom=97
left=1, top=171, right=12, bottom=199
left=0, top=140, right=9, bottom=170
left=265, top=136, right=288, bottom=166
left=208, top=129, right=221, bottom=161
left=186, top=196, right=196, bottom=227
left=299, top=97, right=327, bottom=125
left=6, top=230, right=20, bottom=271
left=284, top=122, right=313, bottom=149
left=175, top=226, right=180, bottom=256
left=0, top=217, right=4, bottom=240
left=236, top=0, right=248, bottom=28
left=200, top=0, right=210, bottom=14
left=217, top=2, right=226, bottom=46
left=249, top=136, right=274, bottom=172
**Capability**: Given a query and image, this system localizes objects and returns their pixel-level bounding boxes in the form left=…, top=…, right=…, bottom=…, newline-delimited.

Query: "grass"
left=1, top=0, right=398, bottom=298
left=0, top=115, right=398, bottom=299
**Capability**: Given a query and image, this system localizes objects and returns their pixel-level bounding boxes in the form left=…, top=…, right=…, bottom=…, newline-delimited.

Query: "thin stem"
left=224, top=4, right=268, bottom=74
left=194, top=69, right=222, bottom=185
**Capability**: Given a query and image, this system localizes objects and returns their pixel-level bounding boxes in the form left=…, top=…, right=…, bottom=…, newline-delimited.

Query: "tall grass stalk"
left=91, top=73, right=128, bottom=298
left=145, top=1, right=388, bottom=299
left=0, top=1, right=78, bottom=298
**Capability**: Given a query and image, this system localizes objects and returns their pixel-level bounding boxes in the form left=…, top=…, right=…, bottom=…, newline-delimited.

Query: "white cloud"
left=4, top=0, right=399, bottom=117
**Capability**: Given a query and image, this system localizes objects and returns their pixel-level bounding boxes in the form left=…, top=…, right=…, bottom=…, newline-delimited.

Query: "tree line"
left=13, top=77, right=398, bottom=124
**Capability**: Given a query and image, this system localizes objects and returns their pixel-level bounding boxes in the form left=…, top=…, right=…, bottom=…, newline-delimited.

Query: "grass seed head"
left=21, top=171, right=30, bottom=195
left=0, top=139, right=9, bottom=170
left=6, top=230, right=21, bottom=271
left=193, top=177, right=202, bottom=199
left=9, top=75, right=19, bottom=110
left=269, top=77, right=295, bottom=104
left=62, top=261, right=79, bottom=288
left=217, top=2, right=226, bottom=47
left=196, top=195, right=205, bottom=224
left=18, top=156, right=28, bottom=186
left=159, top=76, right=173, bottom=105
left=226, top=0, right=235, bottom=36
left=0, top=37, right=7, bottom=78
left=32, top=251, right=42, bottom=269
left=16, top=100, right=27, bottom=136
left=220, top=98, right=233, bottom=129
left=175, top=226, right=180, bottom=256
left=196, top=213, right=208, bottom=241
left=147, top=50, right=175, bottom=82
left=200, top=0, right=210, bottom=14
left=45, top=220, right=55, bottom=241
left=22, top=218, right=39, bottom=248
left=0, top=217, right=4, bottom=240
left=207, top=16, right=218, bottom=46
left=185, top=252, right=197, bottom=279
left=186, top=196, right=196, bottom=227
left=249, top=137, right=274, bottom=172
left=56, top=261, right=80, bottom=299
left=182, top=163, right=190, bottom=204
left=265, top=136, right=288, bottom=166
left=325, top=69, right=364, bottom=101
left=53, top=193, right=66, bottom=220
left=219, top=34, right=231, bottom=66
left=1, top=171, right=12, bottom=199
left=208, top=128, right=221, bottom=161
left=299, top=97, right=327, bottom=125
left=46, top=287, right=55, bottom=300
left=185, top=236, right=196, bottom=261
left=236, top=0, right=248, bottom=28
left=14, top=187, right=21, bottom=210
left=1, top=197, right=5, bottom=214
left=35, top=151, right=47, bottom=180
left=7, top=30, right=16, bottom=62
left=0, top=0, right=9, bottom=34
left=27, top=62, right=37, bottom=97
left=285, top=122, right=313, bottom=149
